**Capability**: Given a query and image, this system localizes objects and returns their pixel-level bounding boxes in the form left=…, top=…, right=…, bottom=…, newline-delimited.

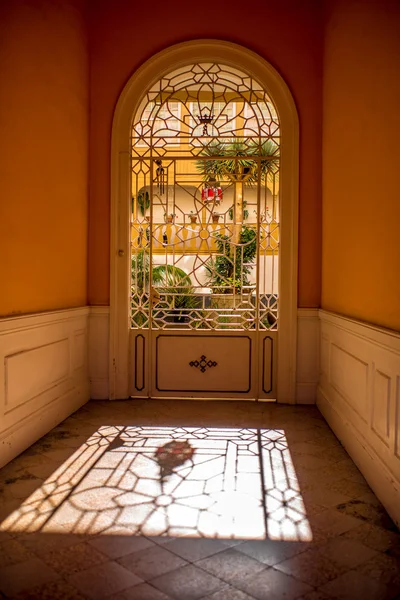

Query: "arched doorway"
left=110, top=41, right=299, bottom=402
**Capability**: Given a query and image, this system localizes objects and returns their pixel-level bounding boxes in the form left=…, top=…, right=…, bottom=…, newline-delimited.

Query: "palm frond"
left=152, top=264, right=192, bottom=288
left=196, top=137, right=280, bottom=184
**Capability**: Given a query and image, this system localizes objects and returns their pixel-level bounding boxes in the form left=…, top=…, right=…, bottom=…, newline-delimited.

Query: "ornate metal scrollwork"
left=189, top=355, right=218, bottom=373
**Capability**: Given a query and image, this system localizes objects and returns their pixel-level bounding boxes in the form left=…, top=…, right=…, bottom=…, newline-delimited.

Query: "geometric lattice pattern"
left=130, top=62, right=280, bottom=331
left=0, top=426, right=311, bottom=542
left=131, top=63, right=280, bottom=158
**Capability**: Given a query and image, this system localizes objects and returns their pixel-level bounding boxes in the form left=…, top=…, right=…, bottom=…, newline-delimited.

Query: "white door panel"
left=152, top=332, right=255, bottom=398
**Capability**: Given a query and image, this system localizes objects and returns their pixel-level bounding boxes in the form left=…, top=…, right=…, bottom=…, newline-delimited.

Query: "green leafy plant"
left=131, top=251, right=199, bottom=324
left=228, top=200, right=249, bottom=222
left=132, top=251, right=192, bottom=292
left=136, top=191, right=150, bottom=216
left=196, top=139, right=279, bottom=184
left=205, top=226, right=257, bottom=294
left=153, top=265, right=200, bottom=324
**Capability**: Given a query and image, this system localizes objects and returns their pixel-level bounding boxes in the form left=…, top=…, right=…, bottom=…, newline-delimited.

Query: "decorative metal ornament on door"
left=189, top=355, right=218, bottom=373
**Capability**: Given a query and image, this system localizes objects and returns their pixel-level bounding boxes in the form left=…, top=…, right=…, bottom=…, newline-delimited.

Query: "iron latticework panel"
left=130, top=62, right=280, bottom=332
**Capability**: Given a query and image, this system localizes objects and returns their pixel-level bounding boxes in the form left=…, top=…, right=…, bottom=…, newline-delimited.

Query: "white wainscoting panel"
left=88, top=306, right=110, bottom=399
left=0, top=307, right=90, bottom=468
left=317, top=310, right=400, bottom=527
left=296, top=309, right=319, bottom=403
left=5, top=338, right=70, bottom=413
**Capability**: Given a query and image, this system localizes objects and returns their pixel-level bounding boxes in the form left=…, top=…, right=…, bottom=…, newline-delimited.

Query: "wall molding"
left=296, top=308, right=319, bottom=403
left=89, top=306, right=110, bottom=399
left=317, top=309, right=400, bottom=526
left=0, top=307, right=90, bottom=468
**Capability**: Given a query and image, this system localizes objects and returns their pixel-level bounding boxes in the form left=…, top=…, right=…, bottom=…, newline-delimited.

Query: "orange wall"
left=322, top=0, right=400, bottom=331
left=88, top=0, right=323, bottom=307
left=0, top=0, right=89, bottom=317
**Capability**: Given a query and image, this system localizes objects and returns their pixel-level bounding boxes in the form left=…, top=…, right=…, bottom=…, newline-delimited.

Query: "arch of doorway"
left=109, top=39, right=299, bottom=402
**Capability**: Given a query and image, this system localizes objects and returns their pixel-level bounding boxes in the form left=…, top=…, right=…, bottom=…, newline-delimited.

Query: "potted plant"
left=212, top=212, right=220, bottom=223
left=204, top=226, right=257, bottom=326
left=189, top=211, right=197, bottom=224
left=256, top=207, right=272, bottom=222
left=131, top=251, right=200, bottom=325
left=164, top=212, right=175, bottom=223
left=205, top=226, right=257, bottom=295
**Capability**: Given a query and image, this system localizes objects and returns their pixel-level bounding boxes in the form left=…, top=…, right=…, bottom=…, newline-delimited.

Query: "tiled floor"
left=0, top=400, right=399, bottom=599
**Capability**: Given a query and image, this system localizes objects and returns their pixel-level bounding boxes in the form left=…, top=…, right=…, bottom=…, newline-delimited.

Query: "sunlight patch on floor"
left=0, top=426, right=312, bottom=542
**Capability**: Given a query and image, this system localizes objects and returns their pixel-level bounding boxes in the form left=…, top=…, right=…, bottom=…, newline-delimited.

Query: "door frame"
left=109, top=39, right=299, bottom=402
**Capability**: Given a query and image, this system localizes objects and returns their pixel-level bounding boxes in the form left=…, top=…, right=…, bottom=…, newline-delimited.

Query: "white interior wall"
left=152, top=253, right=279, bottom=294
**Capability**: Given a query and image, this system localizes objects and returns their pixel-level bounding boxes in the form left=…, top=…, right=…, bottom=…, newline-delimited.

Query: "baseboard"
left=296, top=308, right=319, bottom=404
left=0, top=307, right=90, bottom=468
left=296, top=382, right=318, bottom=404
left=89, top=306, right=110, bottom=399
left=317, top=309, right=400, bottom=527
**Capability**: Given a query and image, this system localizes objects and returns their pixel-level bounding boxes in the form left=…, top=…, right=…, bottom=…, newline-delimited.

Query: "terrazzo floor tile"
left=0, top=557, right=60, bottom=597
left=340, top=521, right=400, bottom=553
left=298, top=592, right=335, bottom=600
left=203, top=587, right=255, bottom=599
left=301, top=486, right=354, bottom=508
left=40, top=541, right=108, bottom=576
left=163, top=537, right=228, bottom=561
left=235, top=567, right=313, bottom=600
left=336, top=498, right=398, bottom=531
left=117, top=544, right=188, bottom=580
left=106, top=582, right=173, bottom=599
left=11, top=580, right=87, bottom=600
left=274, top=546, right=348, bottom=588
left=88, top=533, right=155, bottom=559
left=16, top=531, right=83, bottom=555
left=0, top=399, right=398, bottom=600
left=316, top=536, right=378, bottom=569
left=67, top=561, right=143, bottom=599
left=310, top=508, right=364, bottom=539
left=319, top=570, right=391, bottom=600
left=150, top=563, right=225, bottom=599
left=196, top=547, right=266, bottom=586
left=356, top=552, right=400, bottom=589
left=0, top=538, right=34, bottom=568
left=233, top=538, right=309, bottom=566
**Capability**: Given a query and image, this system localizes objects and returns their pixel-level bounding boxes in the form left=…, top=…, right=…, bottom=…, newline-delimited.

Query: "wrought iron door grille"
left=130, top=63, right=280, bottom=332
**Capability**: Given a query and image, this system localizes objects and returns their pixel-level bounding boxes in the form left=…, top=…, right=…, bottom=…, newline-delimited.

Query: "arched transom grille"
left=131, top=62, right=280, bottom=156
